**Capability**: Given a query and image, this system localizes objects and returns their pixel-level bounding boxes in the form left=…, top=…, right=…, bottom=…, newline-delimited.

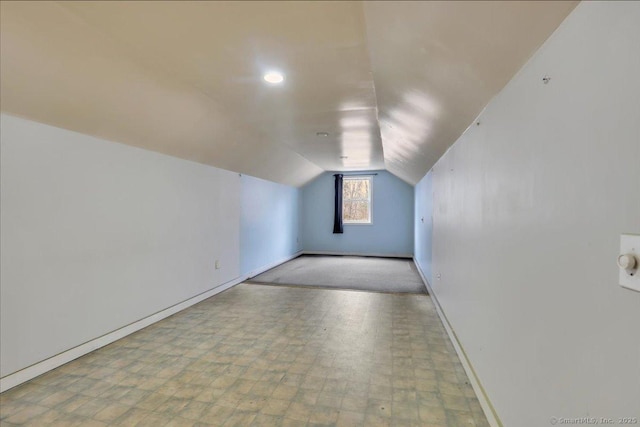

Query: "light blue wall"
left=240, top=174, right=302, bottom=276
left=414, top=171, right=433, bottom=283
left=301, top=170, right=414, bottom=256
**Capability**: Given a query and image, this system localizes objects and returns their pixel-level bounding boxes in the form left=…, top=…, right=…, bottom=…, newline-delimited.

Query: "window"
left=342, top=176, right=372, bottom=224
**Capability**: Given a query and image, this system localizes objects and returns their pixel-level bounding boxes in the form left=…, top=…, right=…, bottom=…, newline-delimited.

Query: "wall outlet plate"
left=619, top=234, right=640, bottom=292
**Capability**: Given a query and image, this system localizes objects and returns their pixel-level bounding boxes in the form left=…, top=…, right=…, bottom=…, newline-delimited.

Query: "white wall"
left=0, top=114, right=244, bottom=377
left=240, top=174, right=302, bottom=277
left=414, top=171, right=433, bottom=283
left=425, top=2, right=640, bottom=425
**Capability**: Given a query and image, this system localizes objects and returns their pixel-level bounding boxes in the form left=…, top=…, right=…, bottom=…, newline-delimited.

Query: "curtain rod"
left=334, top=172, right=378, bottom=176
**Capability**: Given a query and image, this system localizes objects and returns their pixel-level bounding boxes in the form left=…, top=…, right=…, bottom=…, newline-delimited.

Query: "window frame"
left=342, top=175, right=373, bottom=225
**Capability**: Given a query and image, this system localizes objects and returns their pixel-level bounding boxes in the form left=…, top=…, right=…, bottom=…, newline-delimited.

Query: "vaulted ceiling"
left=0, top=1, right=577, bottom=187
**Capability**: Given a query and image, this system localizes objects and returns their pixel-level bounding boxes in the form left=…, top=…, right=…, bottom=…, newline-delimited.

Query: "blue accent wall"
left=414, top=170, right=433, bottom=283
left=301, top=170, right=414, bottom=256
left=240, top=174, right=302, bottom=276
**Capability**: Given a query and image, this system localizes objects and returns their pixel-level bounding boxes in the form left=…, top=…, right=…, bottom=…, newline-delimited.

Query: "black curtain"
left=333, top=174, right=344, bottom=234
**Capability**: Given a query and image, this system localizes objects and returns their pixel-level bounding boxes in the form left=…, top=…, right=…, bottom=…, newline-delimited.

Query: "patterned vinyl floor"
left=0, top=284, right=489, bottom=426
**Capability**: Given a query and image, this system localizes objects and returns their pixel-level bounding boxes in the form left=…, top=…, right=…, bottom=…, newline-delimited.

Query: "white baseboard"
left=413, top=258, right=502, bottom=427
left=0, top=279, right=239, bottom=393
left=0, top=277, right=245, bottom=393
left=0, top=252, right=301, bottom=393
left=302, top=250, right=413, bottom=259
left=245, top=251, right=303, bottom=279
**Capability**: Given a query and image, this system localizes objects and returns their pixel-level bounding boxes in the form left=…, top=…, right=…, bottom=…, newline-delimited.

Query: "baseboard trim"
left=0, top=253, right=302, bottom=393
left=302, top=250, right=413, bottom=259
left=413, top=258, right=502, bottom=427
left=0, top=279, right=241, bottom=393
left=245, top=251, right=303, bottom=279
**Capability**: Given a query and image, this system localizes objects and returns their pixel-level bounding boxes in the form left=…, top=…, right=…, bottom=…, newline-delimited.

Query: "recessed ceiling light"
left=316, top=132, right=329, bottom=137
left=263, top=71, right=284, bottom=84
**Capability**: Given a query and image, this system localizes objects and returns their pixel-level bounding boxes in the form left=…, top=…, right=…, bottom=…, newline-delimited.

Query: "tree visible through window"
left=342, top=176, right=372, bottom=224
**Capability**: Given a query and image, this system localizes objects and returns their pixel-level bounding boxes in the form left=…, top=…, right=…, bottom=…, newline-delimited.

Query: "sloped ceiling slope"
left=364, top=1, right=578, bottom=184
left=0, top=1, right=577, bottom=187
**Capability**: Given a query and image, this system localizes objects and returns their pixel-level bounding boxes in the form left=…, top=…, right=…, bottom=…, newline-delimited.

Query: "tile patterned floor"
left=0, top=284, right=489, bottom=426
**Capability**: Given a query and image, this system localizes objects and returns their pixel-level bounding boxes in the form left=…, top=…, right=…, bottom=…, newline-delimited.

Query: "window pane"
left=343, top=201, right=370, bottom=222
left=343, top=179, right=369, bottom=200
left=342, top=177, right=371, bottom=223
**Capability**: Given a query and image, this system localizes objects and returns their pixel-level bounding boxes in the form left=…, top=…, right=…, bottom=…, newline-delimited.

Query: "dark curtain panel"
left=333, top=174, right=344, bottom=234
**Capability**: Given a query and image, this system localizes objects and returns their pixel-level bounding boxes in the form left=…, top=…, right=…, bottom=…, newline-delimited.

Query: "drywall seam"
left=413, top=258, right=503, bottom=427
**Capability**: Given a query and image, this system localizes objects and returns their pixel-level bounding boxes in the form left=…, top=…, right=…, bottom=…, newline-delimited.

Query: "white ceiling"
left=0, top=1, right=577, bottom=187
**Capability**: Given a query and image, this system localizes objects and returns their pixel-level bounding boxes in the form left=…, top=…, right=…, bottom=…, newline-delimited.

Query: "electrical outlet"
left=215, top=260, right=220, bottom=270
